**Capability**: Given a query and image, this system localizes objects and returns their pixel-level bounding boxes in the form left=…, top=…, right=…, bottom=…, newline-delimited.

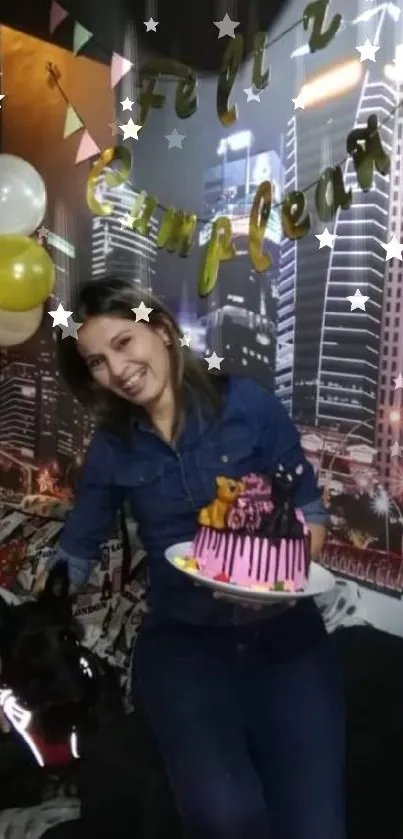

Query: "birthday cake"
left=179, top=465, right=311, bottom=592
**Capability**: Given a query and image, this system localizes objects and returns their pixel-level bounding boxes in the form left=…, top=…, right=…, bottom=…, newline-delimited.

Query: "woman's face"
left=77, top=314, right=173, bottom=409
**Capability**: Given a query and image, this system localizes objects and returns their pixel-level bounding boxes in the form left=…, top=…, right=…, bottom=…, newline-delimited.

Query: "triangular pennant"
left=75, top=130, right=101, bottom=165
left=49, top=1, right=68, bottom=34
left=63, top=105, right=83, bottom=139
left=110, top=52, right=133, bottom=88
left=72, top=21, right=93, bottom=55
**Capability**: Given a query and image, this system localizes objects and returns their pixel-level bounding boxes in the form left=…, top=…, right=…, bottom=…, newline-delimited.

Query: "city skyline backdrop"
left=1, top=0, right=403, bottom=593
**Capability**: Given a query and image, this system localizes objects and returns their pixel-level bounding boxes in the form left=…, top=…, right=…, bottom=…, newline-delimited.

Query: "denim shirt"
left=51, top=377, right=328, bottom=626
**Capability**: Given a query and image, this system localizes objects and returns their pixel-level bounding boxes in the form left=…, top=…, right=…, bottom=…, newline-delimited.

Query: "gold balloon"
left=198, top=217, right=236, bottom=297
left=249, top=181, right=272, bottom=272
left=0, top=304, right=43, bottom=347
left=0, top=236, right=55, bottom=311
left=157, top=208, right=197, bottom=257
left=86, top=146, right=132, bottom=216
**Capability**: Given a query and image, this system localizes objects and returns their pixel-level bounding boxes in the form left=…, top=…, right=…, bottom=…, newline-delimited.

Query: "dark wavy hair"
left=57, top=276, right=225, bottom=434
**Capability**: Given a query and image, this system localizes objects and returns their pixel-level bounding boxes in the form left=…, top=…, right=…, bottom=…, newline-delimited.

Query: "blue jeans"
left=133, top=602, right=346, bottom=839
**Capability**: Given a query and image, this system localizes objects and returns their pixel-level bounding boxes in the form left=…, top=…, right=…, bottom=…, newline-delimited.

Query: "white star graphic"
left=356, top=39, right=379, bottom=62
left=315, top=228, right=336, bottom=249
left=119, top=119, right=142, bottom=140
left=292, top=93, right=305, bottom=110
left=381, top=234, right=403, bottom=262
left=390, top=441, right=401, bottom=458
left=213, top=13, right=240, bottom=39
left=144, top=17, right=159, bottom=32
left=394, top=373, right=403, bottom=389
left=179, top=334, right=191, bottom=348
left=0, top=95, right=5, bottom=107
left=121, top=97, right=134, bottom=111
left=346, top=289, right=370, bottom=311
left=60, top=318, right=83, bottom=340
left=48, top=304, right=73, bottom=328
left=205, top=351, right=224, bottom=371
left=132, top=302, right=153, bottom=322
left=165, top=128, right=186, bottom=149
left=121, top=213, right=135, bottom=229
left=37, top=226, right=49, bottom=239
left=243, top=87, right=261, bottom=103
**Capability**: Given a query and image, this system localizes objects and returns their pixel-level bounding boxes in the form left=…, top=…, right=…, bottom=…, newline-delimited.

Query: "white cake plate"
left=165, top=542, right=335, bottom=604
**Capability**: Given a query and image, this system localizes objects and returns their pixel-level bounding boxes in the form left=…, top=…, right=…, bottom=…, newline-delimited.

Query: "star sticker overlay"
left=121, top=97, right=134, bottom=111
left=121, top=213, right=135, bottom=229
left=60, top=318, right=83, bottom=340
left=0, top=95, right=5, bottom=107
left=48, top=304, right=73, bottom=328
left=381, top=235, right=403, bottom=262
left=165, top=128, right=186, bottom=149
left=390, top=441, right=401, bottom=458
left=292, top=93, right=305, bottom=110
left=205, top=351, right=224, bottom=371
left=214, top=13, right=240, bottom=39
left=37, top=226, right=49, bottom=240
left=244, top=87, right=261, bottom=103
left=356, top=39, right=379, bottom=62
left=315, top=228, right=336, bottom=249
left=144, top=17, right=159, bottom=32
left=119, top=119, right=142, bottom=140
left=179, top=334, right=191, bottom=347
left=132, top=302, right=153, bottom=322
left=346, top=289, right=370, bottom=311
left=394, top=373, right=403, bottom=389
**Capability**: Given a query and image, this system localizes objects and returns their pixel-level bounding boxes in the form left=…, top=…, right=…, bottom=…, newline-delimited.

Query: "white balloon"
left=0, top=305, right=43, bottom=347
left=0, top=155, right=47, bottom=236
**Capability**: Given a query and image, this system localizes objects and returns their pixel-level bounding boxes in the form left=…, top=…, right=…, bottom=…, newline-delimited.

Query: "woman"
left=43, top=276, right=345, bottom=839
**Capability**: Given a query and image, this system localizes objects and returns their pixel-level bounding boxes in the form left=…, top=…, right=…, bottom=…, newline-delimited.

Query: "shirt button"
left=221, top=455, right=229, bottom=463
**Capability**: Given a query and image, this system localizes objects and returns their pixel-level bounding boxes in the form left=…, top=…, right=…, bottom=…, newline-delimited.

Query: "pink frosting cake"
left=189, top=470, right=311, bottom=592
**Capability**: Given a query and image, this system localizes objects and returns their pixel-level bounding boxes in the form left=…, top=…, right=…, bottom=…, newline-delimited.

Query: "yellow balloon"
left=0, top=235, right=55, bottom=311
left=0, top=304, right=43, bottom=346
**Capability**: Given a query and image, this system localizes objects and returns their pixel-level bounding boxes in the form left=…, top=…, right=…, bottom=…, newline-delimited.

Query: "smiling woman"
left=44, top=275, right=342, bottom=839
left=57, top=277, right=224, bottom=440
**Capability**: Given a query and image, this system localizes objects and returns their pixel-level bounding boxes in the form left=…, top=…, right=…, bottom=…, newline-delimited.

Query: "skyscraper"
left=91, top=182, right=158, bottom=291
left=377, top=51, right=403, bottom=490
left=317, top=84, right=395, bottom=439
left=277, top=2, right=399, bottom=434
left=0, top=361, right=37, bottom=457
left=199, top=131, right=283, bottom=384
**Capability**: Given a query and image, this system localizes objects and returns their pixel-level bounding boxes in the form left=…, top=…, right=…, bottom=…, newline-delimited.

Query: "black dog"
left=0, top=562, right=122, bottom=764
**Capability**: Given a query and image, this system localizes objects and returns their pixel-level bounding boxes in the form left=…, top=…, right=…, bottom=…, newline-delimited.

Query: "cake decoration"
left=197, top=477, right=245, bottom=529
left=188, top=465, right=311, bottom=593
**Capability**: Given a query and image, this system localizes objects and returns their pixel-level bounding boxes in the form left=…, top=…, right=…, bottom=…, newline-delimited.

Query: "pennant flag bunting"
left=72, top=21, right=93, bottom=55
left=49, top=1, right=68, bottom=34
left=63, top=105, right=83, bottom=139
left=110, top=52, right=133, bottom=88
left=75, top=130, right=101, bottom=165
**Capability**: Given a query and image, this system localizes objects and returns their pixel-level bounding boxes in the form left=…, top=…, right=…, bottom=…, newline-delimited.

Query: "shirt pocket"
left=191, top=429, right=262, bottom=502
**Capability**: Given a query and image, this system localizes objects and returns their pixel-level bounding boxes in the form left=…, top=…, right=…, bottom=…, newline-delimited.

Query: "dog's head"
left=0, top=562, right=121, bottom=765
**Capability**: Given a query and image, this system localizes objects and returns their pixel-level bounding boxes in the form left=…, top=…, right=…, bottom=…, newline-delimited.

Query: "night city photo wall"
left=0, top=0, right=403, bottom=626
